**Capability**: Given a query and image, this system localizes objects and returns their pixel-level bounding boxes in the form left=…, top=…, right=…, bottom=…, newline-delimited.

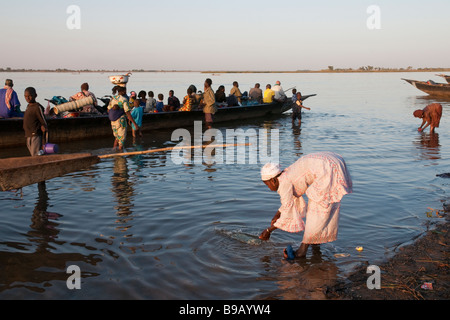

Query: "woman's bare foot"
left=283, top=243, right=310, bottom=259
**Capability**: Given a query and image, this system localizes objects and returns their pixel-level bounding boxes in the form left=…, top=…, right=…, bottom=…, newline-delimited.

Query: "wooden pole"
left=98, top=143, right=251, bottom=159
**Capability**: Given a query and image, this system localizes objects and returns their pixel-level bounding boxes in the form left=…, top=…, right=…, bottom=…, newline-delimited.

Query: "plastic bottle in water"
left=38, top=150, right=45, bottom=156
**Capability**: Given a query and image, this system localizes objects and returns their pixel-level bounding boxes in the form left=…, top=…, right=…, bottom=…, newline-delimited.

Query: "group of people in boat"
left=106, top=79, right=301, bottom=150
left=119, top=80, right=292, bottom=115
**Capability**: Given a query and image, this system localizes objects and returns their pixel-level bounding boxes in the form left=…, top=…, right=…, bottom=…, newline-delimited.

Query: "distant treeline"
left=1, top=67, right=449, bottom=73
left=0, top=68, right=195, bottom=73
left=201, top=67, right=450, bottom=74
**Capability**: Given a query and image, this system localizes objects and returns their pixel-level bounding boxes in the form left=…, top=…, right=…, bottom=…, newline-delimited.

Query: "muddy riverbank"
left=325, top=206, right=450, bottom=300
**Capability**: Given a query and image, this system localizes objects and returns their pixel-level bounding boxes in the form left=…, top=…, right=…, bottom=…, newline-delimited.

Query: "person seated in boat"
left=167, top=90, right=181, bottom=111
left=186, top=84, right=200, bottom=108
left=413, top=103, right=443, bottom=134
left=128, top=91, right=137, bottom=110
left=249, top=83, right=263, bottom=104
left=145, top=91, right=156, bottom=113
left=23, top=87, right=47, bottom=156
left=263, top=84, right=275, bottom=103
left=0, top=79, right=22, bottom=118
left=272, top=81, right=287, bottom=102
left=179, top=87, right=195, bottom=112
left=138, top=90, right=147, bottom=107
left=156, top=94, right=165, bottom=112
left=70, top=83, right=99, bottom=114
left=215, top=85, right=227, bottom=103
left=230, top=81, right=243, bottom=104
left=226, top=94, right=239, bottom=107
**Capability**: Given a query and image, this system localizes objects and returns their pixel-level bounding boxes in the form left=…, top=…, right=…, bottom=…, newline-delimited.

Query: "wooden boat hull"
left=0, top=101, right=292, bottom=148
left=402, top=78, right=450, bottom=97
left=0, top=153, right=99, bottom=191
left=436, top=74, right=450, bottom=84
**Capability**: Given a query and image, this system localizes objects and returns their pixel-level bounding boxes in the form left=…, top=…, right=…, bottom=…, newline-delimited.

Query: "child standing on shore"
left=23, top=87, right=47, bottom=156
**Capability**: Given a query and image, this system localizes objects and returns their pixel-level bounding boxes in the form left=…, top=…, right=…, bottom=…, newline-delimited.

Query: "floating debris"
left=334, top=253, right=350, bottom=258
left=425, top=207, right=445, bottom=218
left=420, top=282, right=433, bottom=290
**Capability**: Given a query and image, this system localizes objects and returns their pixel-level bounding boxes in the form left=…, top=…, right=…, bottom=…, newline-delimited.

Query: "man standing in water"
left=259, top=152, right=353, bottom=259
left=202, top=78, right=217, bottom=129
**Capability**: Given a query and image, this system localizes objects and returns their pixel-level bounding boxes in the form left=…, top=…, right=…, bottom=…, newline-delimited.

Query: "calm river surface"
left=0, top=72, right=449, bottom=299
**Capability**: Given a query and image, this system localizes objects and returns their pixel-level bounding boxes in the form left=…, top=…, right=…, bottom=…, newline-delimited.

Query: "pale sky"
left=1, top=0, right=449, bottom=71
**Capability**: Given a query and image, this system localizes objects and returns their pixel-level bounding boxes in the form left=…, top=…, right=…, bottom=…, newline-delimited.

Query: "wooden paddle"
left=98, top=143, right=251, bottom=159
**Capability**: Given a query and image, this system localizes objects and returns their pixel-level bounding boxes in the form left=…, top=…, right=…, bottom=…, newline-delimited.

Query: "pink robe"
left=274, top=152, right=353, bottom=244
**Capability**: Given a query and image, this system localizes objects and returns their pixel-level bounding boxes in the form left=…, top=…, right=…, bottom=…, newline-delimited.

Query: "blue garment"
left=131, top=106, right=143, bottom=130
left=0, top=89, right=21, bottom=118
left=108, top=108, right=125, bottom=122
left=155, top=101, right=164, bottom=112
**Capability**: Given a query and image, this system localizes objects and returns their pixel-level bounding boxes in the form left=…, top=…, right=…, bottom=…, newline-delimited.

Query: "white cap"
left=261, top=163, right=282, bottom=181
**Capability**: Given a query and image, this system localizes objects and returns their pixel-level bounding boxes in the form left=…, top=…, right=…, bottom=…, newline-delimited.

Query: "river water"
left=0, top=72, right=449, bottom=299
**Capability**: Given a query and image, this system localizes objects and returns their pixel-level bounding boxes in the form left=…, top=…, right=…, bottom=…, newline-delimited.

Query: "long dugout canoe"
left=0, top=101, right=293, bottom=148
left=0, top=153, right=100, bottom=191
left=0, top=143, right=249, bottom=191
left=402, top=78, right=450, bottom=97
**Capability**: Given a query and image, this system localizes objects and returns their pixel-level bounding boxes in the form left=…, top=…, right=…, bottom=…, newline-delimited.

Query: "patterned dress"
left=274, top=152, right=353, bottom=244
left=179, top=94, right=193, bottom=111
left=108, top=95, right=131, bottom=147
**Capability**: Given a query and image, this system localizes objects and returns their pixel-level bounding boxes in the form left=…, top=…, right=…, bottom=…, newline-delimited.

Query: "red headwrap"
left=413, top=110, right=424, bottom=118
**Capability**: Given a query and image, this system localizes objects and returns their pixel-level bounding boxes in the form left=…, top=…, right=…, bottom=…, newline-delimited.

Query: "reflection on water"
left=111, top=157, right=135, bottom=217
left=267, top=247, right=339, bottom=300
left=29, top=182, right=62, bottom=244
left=0, top=182, right=101, bottom=295
left=413, top=132, right=441, bottom=162
left=292, top=124, right=303, bottom=157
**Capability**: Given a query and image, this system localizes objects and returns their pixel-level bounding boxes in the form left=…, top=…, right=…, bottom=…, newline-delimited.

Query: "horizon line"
left=1, top=67, right=450, bottom=74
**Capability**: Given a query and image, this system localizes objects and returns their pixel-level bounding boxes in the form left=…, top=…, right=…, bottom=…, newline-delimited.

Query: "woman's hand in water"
left=259, top=228, right=271, bottom=241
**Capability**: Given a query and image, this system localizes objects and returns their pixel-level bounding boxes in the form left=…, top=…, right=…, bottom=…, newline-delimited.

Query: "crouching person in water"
left=259, top=152, right=353, bottom=259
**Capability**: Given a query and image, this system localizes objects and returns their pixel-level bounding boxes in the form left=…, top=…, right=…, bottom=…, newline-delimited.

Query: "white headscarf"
left=261, top=162, right=282, bottom=181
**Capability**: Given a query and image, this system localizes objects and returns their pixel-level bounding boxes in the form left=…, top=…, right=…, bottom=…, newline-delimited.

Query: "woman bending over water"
left=259, top=152, right=353, bottom=259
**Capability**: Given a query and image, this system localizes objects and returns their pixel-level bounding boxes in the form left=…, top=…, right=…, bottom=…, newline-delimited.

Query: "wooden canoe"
left=402, top=78, right=450, bottom=97
left=436, top=74, right=450, bottom=84
left=0, top=153, right=99, bottom=191
left=0, top=100, right=294, bottom=148
left=0, top=143, right=248, bottom=191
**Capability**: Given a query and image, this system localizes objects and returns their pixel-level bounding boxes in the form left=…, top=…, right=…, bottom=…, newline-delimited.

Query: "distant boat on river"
left=436, top=74, right=450, bottom=84
left=402, top=78, right=450, bottom=97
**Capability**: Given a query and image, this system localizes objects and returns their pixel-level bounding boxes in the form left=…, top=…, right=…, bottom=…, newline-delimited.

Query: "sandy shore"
left=324, top=205, right=449, bottom=300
